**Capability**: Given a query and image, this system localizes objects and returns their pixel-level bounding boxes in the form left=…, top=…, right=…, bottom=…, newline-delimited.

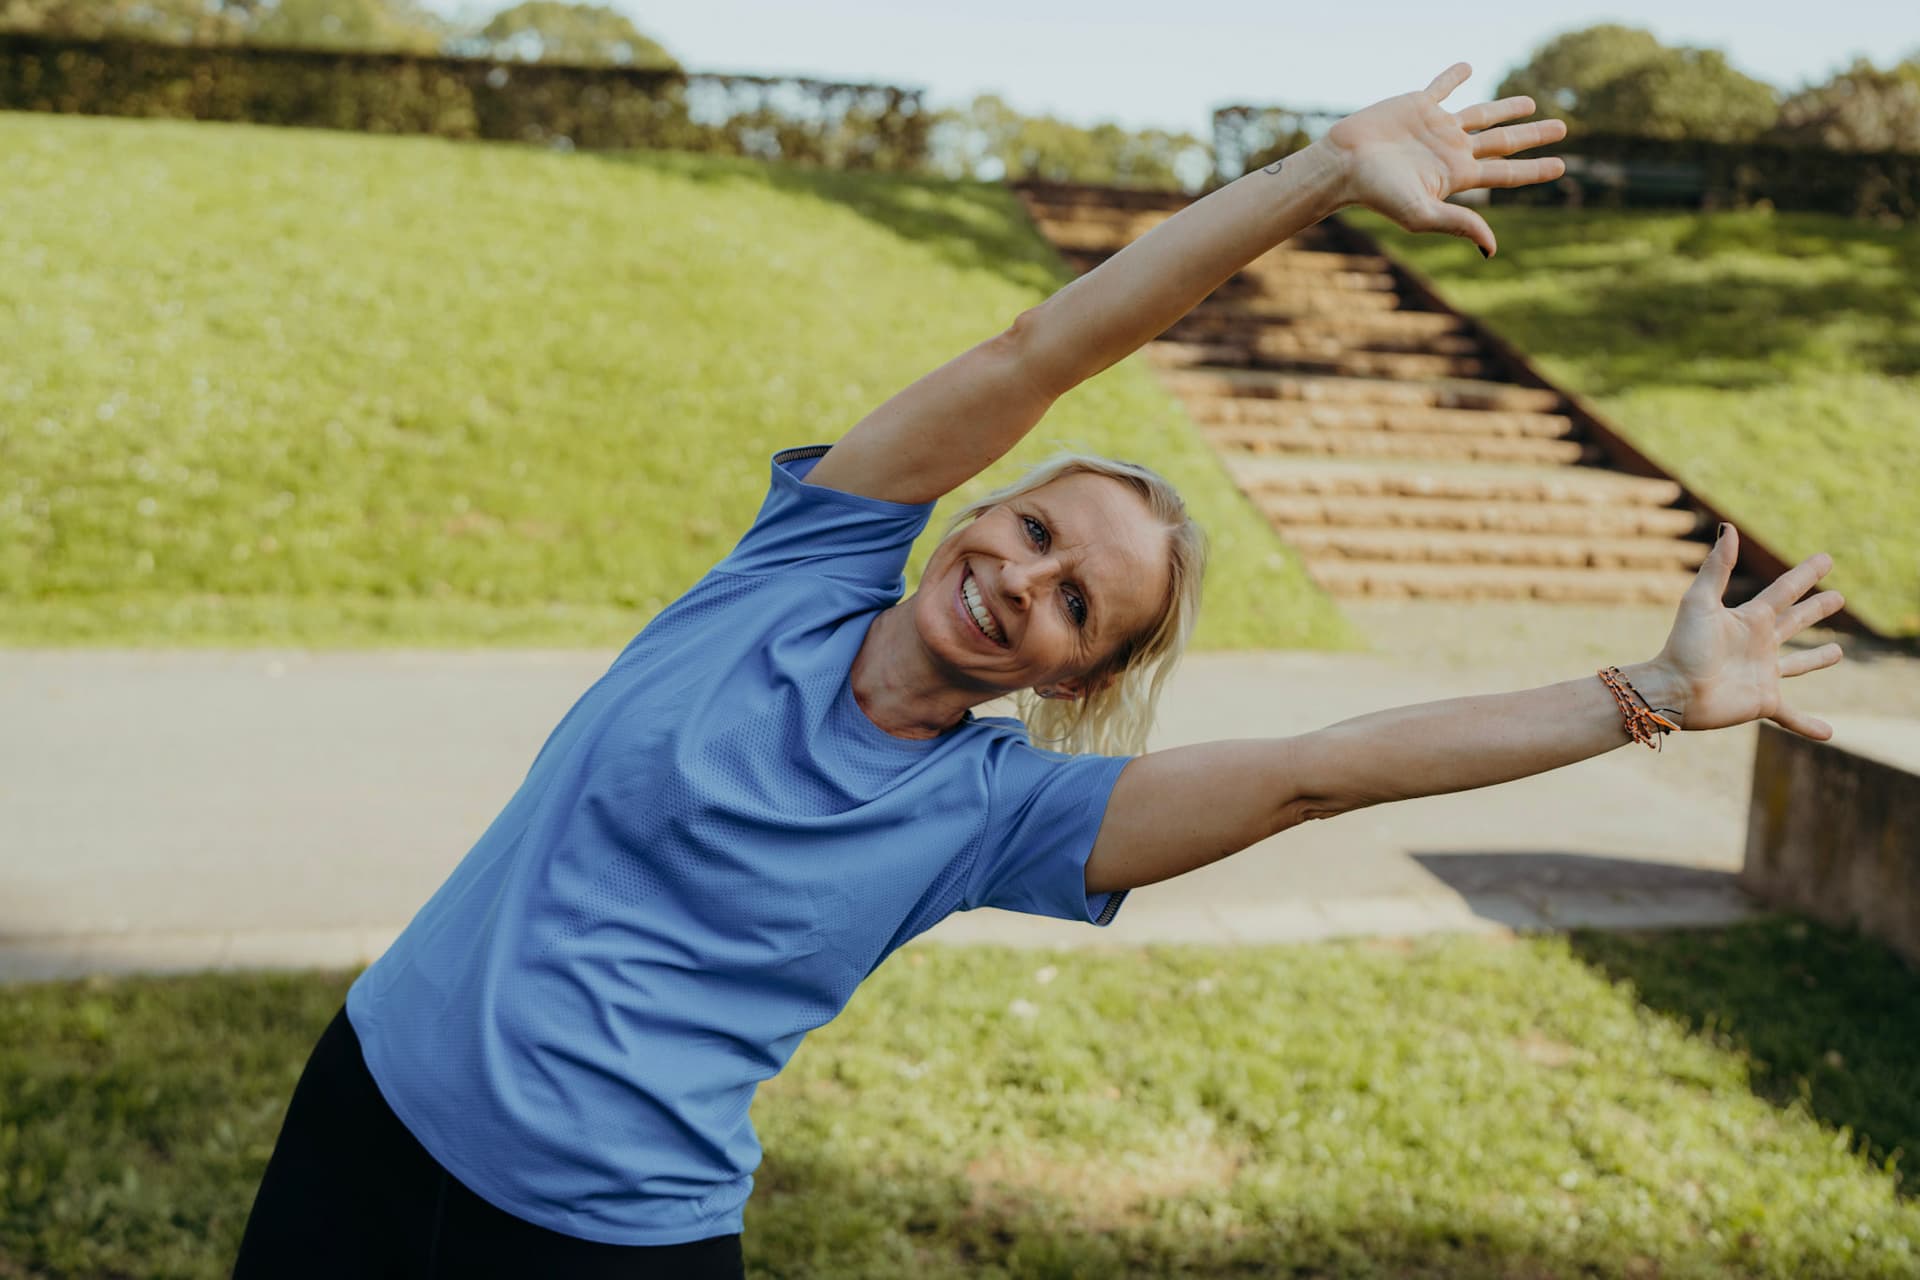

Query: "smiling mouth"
left=960, top=568, right=1007, bottom=645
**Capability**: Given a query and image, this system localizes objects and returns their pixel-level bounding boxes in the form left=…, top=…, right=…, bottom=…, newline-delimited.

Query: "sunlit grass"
left=1358, top=207, right=1920, bottom=637
left=0, top=113, right=1360, bottom=652
left=3, top=920, right=1915, bottom=1277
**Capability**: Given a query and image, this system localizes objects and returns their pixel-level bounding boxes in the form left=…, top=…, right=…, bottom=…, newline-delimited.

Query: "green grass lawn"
left=0, top=112, right=1360, bottom=652
left=4, top=920, right=1916, bottom=1278
left=1356, top=207, right=1920, bottom=639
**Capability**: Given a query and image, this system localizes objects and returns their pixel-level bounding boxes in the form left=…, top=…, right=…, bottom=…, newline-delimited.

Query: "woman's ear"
left=1038, top=669, right=1115, bottom=701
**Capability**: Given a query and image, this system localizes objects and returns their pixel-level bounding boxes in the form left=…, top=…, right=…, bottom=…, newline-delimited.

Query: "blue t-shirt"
left=346, top=446, right=1131, bottom=1246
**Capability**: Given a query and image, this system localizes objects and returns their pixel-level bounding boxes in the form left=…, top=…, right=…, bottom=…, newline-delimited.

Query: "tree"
left=248, top=0, right=445, bottom=53
left=1582, top=48, right=1778, bottom=142
left=1497, top=24, right=1778, bottom=140
left=1772, top=58, right=1920, bottom=152
left=474, top=1, right=677, bottom=69
left=930, top=94, right=1210, bottom=191
left=1496, top=24, right=1670, bottom=131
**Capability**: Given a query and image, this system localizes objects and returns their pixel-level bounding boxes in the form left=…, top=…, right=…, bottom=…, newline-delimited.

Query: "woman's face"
left=913, top=471, right=1173, bottom=699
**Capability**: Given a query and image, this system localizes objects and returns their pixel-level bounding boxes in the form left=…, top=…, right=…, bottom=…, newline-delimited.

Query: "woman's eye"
left=1021, top=515, right=1048, bottom=548
left=1065, top=590, right=1087, bottom=627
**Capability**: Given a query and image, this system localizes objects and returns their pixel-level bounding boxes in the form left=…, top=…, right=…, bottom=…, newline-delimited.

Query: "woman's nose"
left=1000, top=555, right=1055, bottom=606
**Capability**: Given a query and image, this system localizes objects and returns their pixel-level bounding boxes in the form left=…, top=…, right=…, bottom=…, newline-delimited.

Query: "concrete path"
left=5, top=603, right=1918, bottom=980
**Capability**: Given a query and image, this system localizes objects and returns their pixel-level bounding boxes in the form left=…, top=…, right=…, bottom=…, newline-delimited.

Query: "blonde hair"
left=946, top=453, right=1208, bottom=757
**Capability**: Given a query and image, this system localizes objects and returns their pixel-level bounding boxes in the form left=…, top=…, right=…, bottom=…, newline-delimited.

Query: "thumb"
left=1420, top=197, right=1495, bottom=257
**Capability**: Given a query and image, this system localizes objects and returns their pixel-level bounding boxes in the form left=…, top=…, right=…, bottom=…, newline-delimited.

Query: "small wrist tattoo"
left=1262, top=158, right=1286, bottom=175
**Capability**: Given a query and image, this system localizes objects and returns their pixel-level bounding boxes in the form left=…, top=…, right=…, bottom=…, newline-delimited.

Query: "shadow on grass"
left=1466, top=270, right=1920, bottom=395
left=1568, top=917, right=1920, bottom=1199
left=583, top=150, right=1071, bottom=298
left=753, top=1145, right=1762, bottom=1278
left=1370, top=208, right=1920, bottom=394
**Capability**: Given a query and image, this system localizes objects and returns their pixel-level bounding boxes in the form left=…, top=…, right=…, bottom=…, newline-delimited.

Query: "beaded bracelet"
left=1597, top=666, right=1683, bottom=752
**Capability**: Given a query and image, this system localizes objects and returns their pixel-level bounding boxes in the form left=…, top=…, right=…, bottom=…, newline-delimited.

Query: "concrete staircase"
left=1011, top=180, right=1778, bottom=609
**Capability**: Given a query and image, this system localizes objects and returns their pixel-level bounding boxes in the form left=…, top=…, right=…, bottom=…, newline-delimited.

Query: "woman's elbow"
left=1276, top=793, right=1357, bottom=829
left=995, top=305, right=1069, bottom=397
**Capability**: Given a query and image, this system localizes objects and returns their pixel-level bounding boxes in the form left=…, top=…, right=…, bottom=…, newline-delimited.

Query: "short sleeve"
left=966, top=738, right=1132, bottom=926
left=715, top=445, right=936, bottom=593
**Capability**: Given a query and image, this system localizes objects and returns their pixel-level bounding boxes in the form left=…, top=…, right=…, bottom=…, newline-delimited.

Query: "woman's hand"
left=1653, top=525, right=1847, bottom=739
left=1315, top=62, right=1566, bottom=257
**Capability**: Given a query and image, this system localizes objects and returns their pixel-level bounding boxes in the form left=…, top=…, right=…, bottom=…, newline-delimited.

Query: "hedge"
left=0, top=33, right=929, bottom=169
left=1211, top=103, right=1920, bottom=218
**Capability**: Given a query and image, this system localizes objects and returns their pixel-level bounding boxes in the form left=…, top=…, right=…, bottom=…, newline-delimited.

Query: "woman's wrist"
left=1619, top=659, right=1690, bottom=730
left=1257, top=140, right=1351, bottom=224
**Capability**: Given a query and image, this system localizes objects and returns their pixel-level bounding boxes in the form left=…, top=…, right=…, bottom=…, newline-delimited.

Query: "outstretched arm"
left=1085, top=528, right=1847, bottom=895
left=807, top=63, right=1566, bottom=505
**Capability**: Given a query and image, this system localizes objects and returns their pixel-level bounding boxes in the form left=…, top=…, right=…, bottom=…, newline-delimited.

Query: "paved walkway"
left=5, top=602, right=1918, bottom=980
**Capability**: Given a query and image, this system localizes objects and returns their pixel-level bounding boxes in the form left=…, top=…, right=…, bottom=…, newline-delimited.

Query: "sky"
left=420, top=0, right=1920, bottom=135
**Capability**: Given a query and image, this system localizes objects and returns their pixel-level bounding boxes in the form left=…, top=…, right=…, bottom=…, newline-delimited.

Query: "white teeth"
left=962, top=573, right=1004, bottom=643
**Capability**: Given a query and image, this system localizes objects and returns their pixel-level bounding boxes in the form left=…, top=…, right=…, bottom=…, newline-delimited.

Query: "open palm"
left=1320, top=63, right=1567, bottom=256
left=1659, top=527, right=1847, bottom=739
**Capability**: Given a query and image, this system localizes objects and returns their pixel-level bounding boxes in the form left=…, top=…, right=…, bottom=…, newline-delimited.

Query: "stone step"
left=1150, top=342, right=1490, bottom=381
left=1036, top=221, right=1164, bottom=252
left=1228, top=456, right=1685, bottom=507
left=1220, top=269, right=1403, bottom=296
left=1202, top=422, right=1596, bottom=465
left=1288, top=349, right=1490, bottom=381
left=1169, top=309, right=1466, bottom=341
left=1300, top=560, right=1701, bottom=605
left=1244, top=247, right=1390, bottom=273
left=1205, top=289, right=1405, bottom=314
left=1025, top=208, right=1173, bottom=236
left=1257, top=493, right=1705, bottom=538
left=1190, top=399, right=1577, bottom=440
left=1193, top=291, right=1405, bottom=316
left=1163, top=368, right=1563, bottom=414
left=1245, top=330, right=1487, bottom=358
left=1282, top=526, right=1712, bottom=571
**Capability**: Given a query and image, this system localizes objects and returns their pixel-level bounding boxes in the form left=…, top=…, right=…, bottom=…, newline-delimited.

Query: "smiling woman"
left=897, top=453, right=1206, bottom=756
left=234, top=63, right=1849, bottom=1278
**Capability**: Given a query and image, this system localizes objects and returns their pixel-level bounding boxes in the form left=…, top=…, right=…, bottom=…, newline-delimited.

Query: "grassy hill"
left=0, top=113, right=1362, bottom=652
left=1358, top=207, right=1920, bottom=639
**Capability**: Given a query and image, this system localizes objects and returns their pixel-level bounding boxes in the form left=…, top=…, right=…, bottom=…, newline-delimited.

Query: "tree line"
left=1499, top=24, right=1920, bottom=154
left=4, top=5, right=1917, bottom=186
left=0, top=0, right=678, bottom=68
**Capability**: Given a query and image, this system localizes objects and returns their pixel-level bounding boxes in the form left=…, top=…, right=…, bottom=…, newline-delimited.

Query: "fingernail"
left=1717, top=523, right=1731, bottom=542
left=1478, top=246, right=1491, bottom=259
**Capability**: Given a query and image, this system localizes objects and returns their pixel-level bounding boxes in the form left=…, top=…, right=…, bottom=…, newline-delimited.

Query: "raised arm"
left=806, top=63, right=1566, bottom=505
left=1085, top=528, right=1847, bottom=894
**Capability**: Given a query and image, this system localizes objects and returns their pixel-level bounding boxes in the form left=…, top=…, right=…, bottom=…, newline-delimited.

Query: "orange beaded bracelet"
left=1597, top=667, right=1683, bottom=751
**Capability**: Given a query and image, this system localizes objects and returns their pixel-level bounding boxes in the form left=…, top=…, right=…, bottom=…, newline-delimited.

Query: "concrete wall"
left=1742, top=721, right=1920, bottom=965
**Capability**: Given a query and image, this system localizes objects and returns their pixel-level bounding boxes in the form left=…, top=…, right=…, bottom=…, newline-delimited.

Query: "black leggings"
left=235, top=1006, right=745, bottom=1279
